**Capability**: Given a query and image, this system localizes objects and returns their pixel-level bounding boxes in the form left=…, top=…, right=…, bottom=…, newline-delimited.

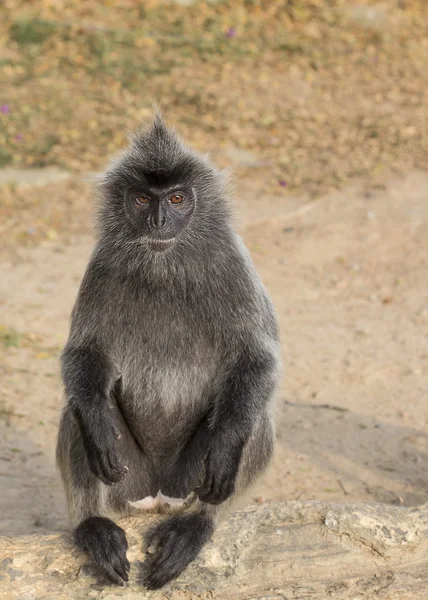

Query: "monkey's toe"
left=142, top=513, right=213, bottom=590
left=143, top=532, right=188, bottom=590
left=75, top=517, right=130, bottom=586
left=101, top=548, right=130, bottom=586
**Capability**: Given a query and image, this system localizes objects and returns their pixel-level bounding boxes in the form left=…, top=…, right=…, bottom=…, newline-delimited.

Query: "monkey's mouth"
left=147, top=236, right=176, bottom=250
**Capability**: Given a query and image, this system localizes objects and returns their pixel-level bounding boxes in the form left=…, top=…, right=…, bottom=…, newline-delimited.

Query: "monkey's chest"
left=116, top=301, right=220, bottom=432
left=120, top=339, right=217, bottom=414
left=118, top=357, right=215, bottom=463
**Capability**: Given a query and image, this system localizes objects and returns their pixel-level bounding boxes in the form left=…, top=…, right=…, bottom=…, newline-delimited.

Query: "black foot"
left=75, top=517, right=130, bottom=586
left=142, top=513, right=213, bottom=590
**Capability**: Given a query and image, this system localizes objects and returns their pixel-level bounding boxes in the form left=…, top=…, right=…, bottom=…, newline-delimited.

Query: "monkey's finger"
left=150, top=533, right=180, bottom=569
left=198, top=492, right=223, bottom=505
left=110, top=554, right=130, bottom=583
left=197, top=480, right=225, bottom=504
left=195, top=471, right=214, bottom=498
left=201, top=476, right=235, bottom=504
left=144, top=519, right=176, bottom=556
left=198, top=485, right=224, bottom=504
left=95, top=472, right=113, bottom=486
left=92, top=462, right=114, bottom=485
left=111, top=462, right=128, bottom=476
left=87, top=454, right=115, bottom=486
left=109, top=421, right=123, bottom=440
left=107, top=536, right=130, bottom=574
left=97, top=453, right=125, bottom=484
left=144, top=528, right=163, bottom=554
left=102, top=562, right=126, bottom=586
left=107, top=452, right=128, bottom=478
left=97, top=462, right=119, bottom=484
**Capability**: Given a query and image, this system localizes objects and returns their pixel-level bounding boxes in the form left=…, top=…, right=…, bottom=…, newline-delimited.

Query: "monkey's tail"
left=141, top=510, right=214, bottom=590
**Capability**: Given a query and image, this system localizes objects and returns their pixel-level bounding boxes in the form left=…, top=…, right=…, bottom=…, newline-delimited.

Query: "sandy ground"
left=0, top=170, right=427, bottom=535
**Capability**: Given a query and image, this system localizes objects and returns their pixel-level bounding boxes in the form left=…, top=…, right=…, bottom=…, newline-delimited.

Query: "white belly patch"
left=128, top=491, right=186, bottom=510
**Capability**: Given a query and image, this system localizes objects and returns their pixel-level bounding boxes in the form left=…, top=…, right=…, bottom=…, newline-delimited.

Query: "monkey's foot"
left=75, top=517, right=130, bottom=586
left=141, top=513, right=213, bottom=590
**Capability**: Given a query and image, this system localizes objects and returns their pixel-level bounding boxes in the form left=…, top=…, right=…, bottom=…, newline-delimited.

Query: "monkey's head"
left=97, top=115, right=229, bottom=255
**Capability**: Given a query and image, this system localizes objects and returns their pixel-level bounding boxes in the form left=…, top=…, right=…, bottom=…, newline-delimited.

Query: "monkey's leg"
left=57, top=405, right=152, bottom=586
left=142, top=413, right=274, bottom=590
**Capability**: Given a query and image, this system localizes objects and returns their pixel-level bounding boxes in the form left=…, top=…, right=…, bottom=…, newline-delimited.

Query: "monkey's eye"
left=136, top=195, right=150, bottom=205
left=170, top=194, right=183, bottom=205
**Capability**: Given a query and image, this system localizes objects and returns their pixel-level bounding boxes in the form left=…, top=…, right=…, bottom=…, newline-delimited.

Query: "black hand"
left=75, top=406, right=128, bottom=485
left=196, top=441, right=244, bottom=505
left=159, top=450, right=204, bottom=499
left=158, top=416, right=211, bottom=499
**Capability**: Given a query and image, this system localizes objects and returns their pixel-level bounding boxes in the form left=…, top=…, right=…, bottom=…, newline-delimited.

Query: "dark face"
left=125, top=183, right=196, bottom=251
left=100, top=117, right=224, bottom=258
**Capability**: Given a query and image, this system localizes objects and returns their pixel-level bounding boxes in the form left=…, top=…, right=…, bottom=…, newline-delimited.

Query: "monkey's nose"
left=150, top=206, right=167, bottom=229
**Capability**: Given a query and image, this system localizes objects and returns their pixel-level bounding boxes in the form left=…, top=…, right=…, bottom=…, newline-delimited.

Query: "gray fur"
left=56, top=115, right=280, bottom=588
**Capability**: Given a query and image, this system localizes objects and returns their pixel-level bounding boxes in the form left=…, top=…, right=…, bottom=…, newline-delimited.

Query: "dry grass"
left=1, top=0, right=428, bottom=248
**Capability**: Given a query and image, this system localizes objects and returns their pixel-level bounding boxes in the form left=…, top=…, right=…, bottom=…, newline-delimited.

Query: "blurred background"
left=1, top=0, right=428, bottom=536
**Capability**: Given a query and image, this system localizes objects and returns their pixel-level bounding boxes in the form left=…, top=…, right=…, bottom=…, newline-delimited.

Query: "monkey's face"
left=99, top=116, right=228, bottom=256
left=125, top=183, right=196, bottom=251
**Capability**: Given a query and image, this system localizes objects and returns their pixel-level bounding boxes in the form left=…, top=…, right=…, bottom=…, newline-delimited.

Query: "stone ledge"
left=1, top=500, right=427, bottom=600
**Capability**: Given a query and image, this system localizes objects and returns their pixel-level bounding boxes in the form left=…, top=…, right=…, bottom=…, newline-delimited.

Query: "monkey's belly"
left=129, top=491, right=186, bottom=510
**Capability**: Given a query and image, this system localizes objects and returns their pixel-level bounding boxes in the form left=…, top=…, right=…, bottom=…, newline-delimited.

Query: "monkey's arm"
left=197, top=339, right=277, bottom=505
left=61, top=340, right=128, bottom=485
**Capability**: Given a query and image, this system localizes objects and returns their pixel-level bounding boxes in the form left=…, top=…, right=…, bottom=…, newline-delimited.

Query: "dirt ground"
left=1, top=168, right=427, bottom=536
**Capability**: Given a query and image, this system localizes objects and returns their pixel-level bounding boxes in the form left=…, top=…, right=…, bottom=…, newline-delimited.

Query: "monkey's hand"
left=159, top=418, right=209, bottom=499
left=196, top=440, right=244, bottom=505
left=159, top=451, right=204, bottom=499
left=75, top=405, right=128, bottom=486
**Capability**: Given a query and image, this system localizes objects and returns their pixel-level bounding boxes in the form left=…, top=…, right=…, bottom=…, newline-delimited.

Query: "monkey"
left=56, top=114, right=280, bottom=590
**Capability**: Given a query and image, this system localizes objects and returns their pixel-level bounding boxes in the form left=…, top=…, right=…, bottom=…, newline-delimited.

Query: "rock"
left=1, top=500, right=428, bottom=599
left=0, top=167, right=72, bottom=189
